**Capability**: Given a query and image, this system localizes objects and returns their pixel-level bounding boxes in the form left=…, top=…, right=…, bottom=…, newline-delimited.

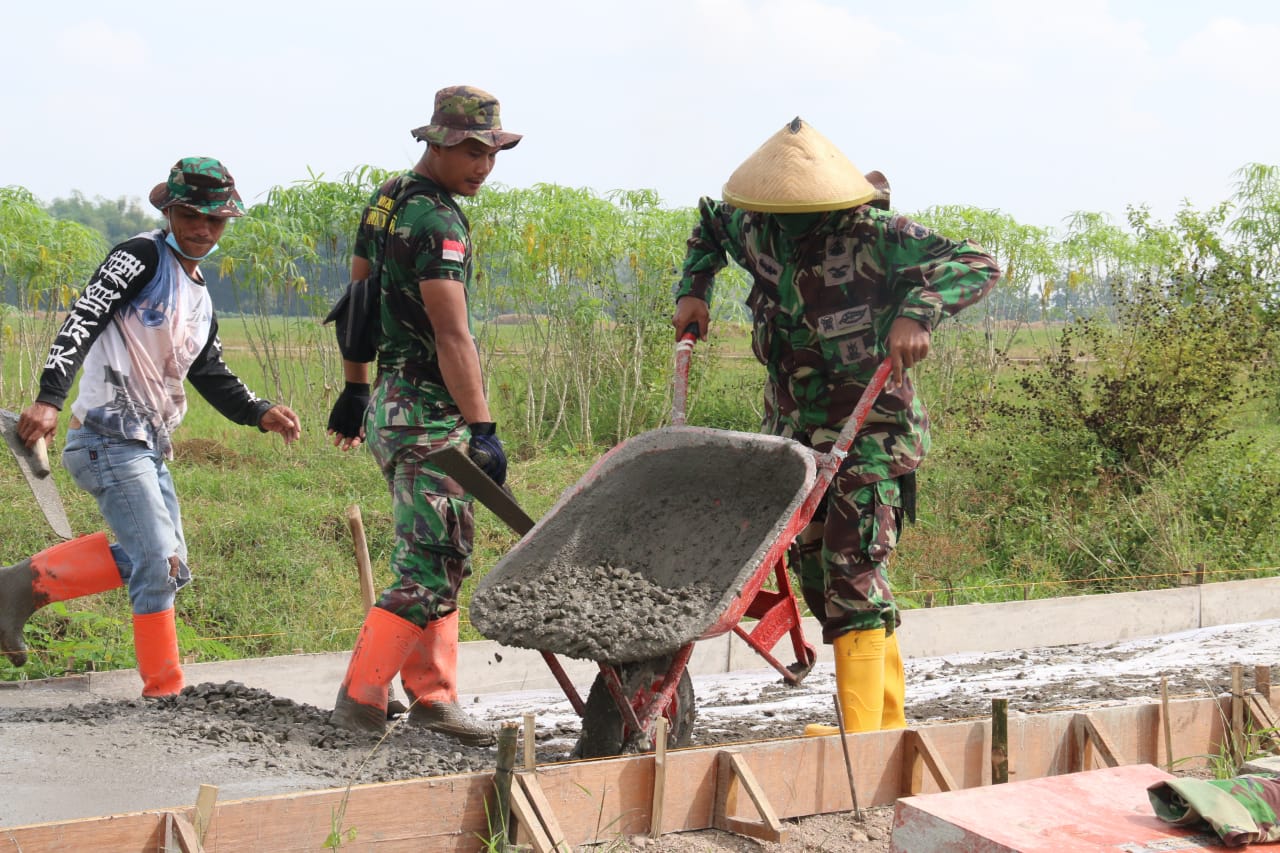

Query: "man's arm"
left=18, top=237, right=159, bottom=446
left=185, top=315, right=280, bottom=428
left=419, top=278, right=491, bottom=423
left=672, top=197, right=738, bottom=340
left=329, top=254, right=373, bottom=451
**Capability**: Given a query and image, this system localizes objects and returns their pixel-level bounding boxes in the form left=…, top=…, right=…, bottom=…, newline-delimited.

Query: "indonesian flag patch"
left=442, top=239, right=466, bottom=263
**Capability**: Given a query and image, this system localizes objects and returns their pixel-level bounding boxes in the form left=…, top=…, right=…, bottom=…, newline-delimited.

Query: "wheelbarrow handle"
left=817, top=358, right=894, bottom=486
left=671, top=323, right=700, bottom=426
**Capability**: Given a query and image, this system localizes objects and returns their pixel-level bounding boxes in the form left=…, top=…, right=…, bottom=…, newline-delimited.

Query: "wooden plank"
left=509, top=781, right=555, bottom=853
left=0, top=696, right=1235, bottom=852
left=906, top=729, right=957, bottom=794
left=1073, top=713, right=1122, bottom=769
left=517, top=773, right=570, bottom=853
left=712, top=750, right=787, bottom=844
left=193, top=784, right=218, bottom=843
left=1247, top=691, right=1280, bottom=730
left=163, top=812, right=203, bottom=853
left=650, top=717, right=668, bottom=838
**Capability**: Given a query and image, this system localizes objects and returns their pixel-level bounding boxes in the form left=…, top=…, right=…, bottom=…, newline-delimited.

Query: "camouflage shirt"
left=675, top=199, right=1000, bottom=483
left=354, top=172, right=474, bottom=397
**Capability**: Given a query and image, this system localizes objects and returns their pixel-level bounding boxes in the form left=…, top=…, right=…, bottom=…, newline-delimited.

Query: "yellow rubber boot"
left=804, top=628, right=887, bottom=737
left=881, top=629, right=906, bottom=730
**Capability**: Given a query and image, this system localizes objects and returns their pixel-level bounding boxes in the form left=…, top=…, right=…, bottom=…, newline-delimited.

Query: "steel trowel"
left=0, top=409, right=73, bottom=540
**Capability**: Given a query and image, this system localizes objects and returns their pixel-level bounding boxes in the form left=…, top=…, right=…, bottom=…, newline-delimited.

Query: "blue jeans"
left=62, top=427, right=191, bottom=614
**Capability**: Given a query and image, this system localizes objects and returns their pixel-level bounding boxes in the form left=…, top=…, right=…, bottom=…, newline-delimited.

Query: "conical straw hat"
left=723, top=118, right=876, bottom=213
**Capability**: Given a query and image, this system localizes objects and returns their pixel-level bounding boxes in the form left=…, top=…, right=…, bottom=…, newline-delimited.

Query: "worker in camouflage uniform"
left=324, top=86, right=520, bottom=745
left=672, top=118, right=999, bottom=734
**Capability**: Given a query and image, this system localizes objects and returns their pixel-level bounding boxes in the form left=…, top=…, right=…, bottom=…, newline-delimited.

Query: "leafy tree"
left=0, top=187, right=106, bottom=400
left=44, top=191, right=161, bottom=246
left=1015, top=200, right=1276, bottom=482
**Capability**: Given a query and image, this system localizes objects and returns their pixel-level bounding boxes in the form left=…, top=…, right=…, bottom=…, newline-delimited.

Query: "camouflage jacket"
left=354, top=172, right=475, bottom=401
left=674, top=199, right=999, bottom=482
left=1149, top=774, right=1280, bottom=846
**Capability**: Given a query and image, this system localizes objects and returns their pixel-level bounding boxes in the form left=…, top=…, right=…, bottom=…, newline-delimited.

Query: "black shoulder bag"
left=323, top=183, right=432, bottom=363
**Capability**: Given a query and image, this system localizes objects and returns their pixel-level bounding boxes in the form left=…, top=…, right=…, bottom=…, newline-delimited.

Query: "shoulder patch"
left=889, top=214, right=934, bottom=241
left=442, top=239, right=466, bottom=263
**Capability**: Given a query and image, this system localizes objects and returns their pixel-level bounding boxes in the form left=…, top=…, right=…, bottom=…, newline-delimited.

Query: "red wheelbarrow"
left=470, top=340, right=892, bottom=758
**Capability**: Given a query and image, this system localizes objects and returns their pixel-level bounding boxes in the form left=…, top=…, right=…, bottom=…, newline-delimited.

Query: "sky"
left=3, top=0, right=1278, bottom=232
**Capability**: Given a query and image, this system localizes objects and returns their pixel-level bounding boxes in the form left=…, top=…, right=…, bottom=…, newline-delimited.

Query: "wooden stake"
left=523, top=713, right=537, bottom=771
left=651, top=717, right=668, bottom=839
left=1232, top=664, right=1245, bottom=768
left=193, top=784, right=218, bottom=843
left=1161, top=677, right=1174, bottom=772
left=991, top=698, right=1009, bottom=784
left=832, top=696, right=863, bottom=820
left=345, top=505, right=376, bottom=610
left=494, top=722, right=520, bottom=848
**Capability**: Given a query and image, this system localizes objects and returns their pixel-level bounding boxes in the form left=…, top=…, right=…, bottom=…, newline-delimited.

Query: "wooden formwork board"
left=0, top=694, right=1257, bottom=852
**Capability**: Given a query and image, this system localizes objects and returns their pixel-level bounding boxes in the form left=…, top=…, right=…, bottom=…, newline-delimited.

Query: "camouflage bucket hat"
left=723, top=118, right=875, bottom=213
left=410, top=85, right=522, bottom=151
left=149, top=157, right=246, bottom=217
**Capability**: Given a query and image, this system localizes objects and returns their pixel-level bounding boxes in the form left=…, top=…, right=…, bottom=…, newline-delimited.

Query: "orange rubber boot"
left=881, top=629, right=907, bottom=730
left=133, top=608, right=185, bottom=697
left=331, top=607, right=421, bottom=734
left=401, top=611, right=495, bottom=746
left=1, top=533, right=121, bottom=667
left=804, top=628, right=887, bottom=736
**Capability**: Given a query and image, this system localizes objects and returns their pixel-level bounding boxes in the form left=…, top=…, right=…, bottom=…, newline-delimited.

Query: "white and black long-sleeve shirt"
left=36, top=229, right=273, bottom=458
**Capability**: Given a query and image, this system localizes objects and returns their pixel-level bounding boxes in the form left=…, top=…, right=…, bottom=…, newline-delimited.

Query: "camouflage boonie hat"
left=149, top=157, right=245, bottom=217
left=410, top=86, right=522, bottom=151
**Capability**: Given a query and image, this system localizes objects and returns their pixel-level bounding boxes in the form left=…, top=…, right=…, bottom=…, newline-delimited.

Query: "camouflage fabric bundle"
left=1148, top=774, right=1280, bottom=847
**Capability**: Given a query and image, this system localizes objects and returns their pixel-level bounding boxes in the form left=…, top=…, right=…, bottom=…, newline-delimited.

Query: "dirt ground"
left=2, top=619, right=1278, bottom=851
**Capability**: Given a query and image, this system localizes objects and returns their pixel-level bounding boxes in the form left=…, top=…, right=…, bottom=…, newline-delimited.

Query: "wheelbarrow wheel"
left=574, top=656, right=695, bottom=759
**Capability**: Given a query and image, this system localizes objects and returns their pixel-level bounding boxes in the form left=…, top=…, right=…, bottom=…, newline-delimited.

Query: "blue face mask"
left=165, top=231, right=219, bottom=261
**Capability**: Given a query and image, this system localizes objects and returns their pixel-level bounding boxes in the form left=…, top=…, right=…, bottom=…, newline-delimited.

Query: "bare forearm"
left=436, top=332, right=491, bottom=424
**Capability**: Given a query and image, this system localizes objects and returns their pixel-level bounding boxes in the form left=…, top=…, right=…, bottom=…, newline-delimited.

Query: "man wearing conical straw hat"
left=672, top=118, right=1000, bottom=735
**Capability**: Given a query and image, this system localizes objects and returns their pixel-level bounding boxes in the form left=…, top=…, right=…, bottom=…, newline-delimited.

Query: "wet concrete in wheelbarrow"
left=471, top=428, right=817, bottom=663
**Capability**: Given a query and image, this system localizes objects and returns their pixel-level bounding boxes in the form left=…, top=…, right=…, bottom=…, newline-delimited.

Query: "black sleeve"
left=36, top=236, right=159, bottom=410
left=185, top=313, right=275, bottom=428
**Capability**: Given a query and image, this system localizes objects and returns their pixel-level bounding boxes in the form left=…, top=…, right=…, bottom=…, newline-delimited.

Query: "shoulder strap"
left=369, top=180, right=437, bottom=283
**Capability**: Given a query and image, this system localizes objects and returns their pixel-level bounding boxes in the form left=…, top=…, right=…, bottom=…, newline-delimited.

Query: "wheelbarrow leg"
left=574, top=643, right=697, bottom=759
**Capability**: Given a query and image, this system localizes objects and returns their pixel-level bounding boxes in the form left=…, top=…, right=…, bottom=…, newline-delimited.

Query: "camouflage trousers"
left=791, top=476, right=905, bottom=643
left=364, top=371, right=475, bottom=627
left=765, top=385, right=908, bottom=643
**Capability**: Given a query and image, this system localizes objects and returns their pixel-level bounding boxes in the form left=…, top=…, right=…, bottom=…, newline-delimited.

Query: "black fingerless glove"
left=467, top=421, right=508, bottom=486
left=327, top=382, right=370, bottom=440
